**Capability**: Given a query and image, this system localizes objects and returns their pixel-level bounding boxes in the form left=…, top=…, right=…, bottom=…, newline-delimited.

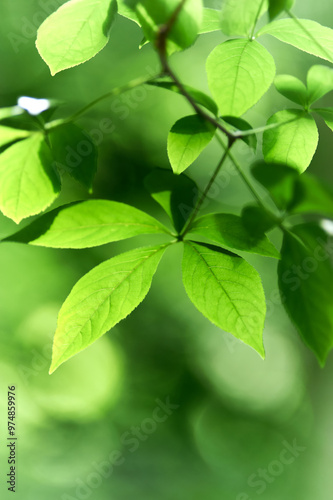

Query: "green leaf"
left=0, top=106, right=25, bottom=122
left=220, top=0, right=268, bottom=37
left=144, top=168, right=198, bottom=233
left=289, top=174, right=333, bottom=218
left=199, top=8, right=221, bottom=34
left=4, top=200, right=171, bottom=248
left=187, top=213, right=280, bottom=258
left=268, top=0, right=294, bottom=21
left=307, top=65, right=333, bottom=104
left=148, top=80, right=218, bottom=115
left=167, top=115, right=216, bottom=174
left=278, top=223, right=333, bottom=365
left=118, top=0, right=140, bottom=24
left=182, top=241, right=266, bottom=357
left=0, top=134, right=61, bottom=223
left=132, top=0, right=203, bottom=52
left=0, top=126, right=31, bottom=148
left=50, top=244, right=168, bottom=373
left=206, top=39, right=276, bottom=117
left=241, top=205, right=277, bottom=234
left=221, top=116, right=257, bottom=151
left=274, top=74, right=308, bottom=106
left=251, top=161, right=297, bottom=210
left=314, top=107, right=333, bottom=132
left=48, top=123, right=97, bottom=191
left=36, top=0, right=118, bottom=75
left=263, top=110, right=318, bottom=172
left=257, top=19, right=333, bottom=63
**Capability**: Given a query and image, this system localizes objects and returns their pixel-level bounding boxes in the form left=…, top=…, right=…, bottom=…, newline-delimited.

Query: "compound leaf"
left=206, top=39, right=276, bottom=116
left=188, top=213, right=280, bottom=258
left=278, top=223, right=333, bottom=365
left=36, top=0, right=118, bottom=75
left=4, top=200, right=171, bottom=248
left=167, top=115, right=216, bottom=174
left=263, top=110, right=318, bottom=172
left=0, top=134, right=61, bottom=223
left=182, top=241, right=266, bottom=357
left=50, top=244, right=168, bottom=373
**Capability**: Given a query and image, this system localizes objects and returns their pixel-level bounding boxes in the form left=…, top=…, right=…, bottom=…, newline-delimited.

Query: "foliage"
left=1, top=0, right=333, bottom=372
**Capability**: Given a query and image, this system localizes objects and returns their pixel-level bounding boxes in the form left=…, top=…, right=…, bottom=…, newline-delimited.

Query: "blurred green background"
left=0, top=1, right=333, bottom=498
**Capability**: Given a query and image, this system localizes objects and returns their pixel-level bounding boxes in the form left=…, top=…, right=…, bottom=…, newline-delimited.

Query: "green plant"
left=1, top=0, right=333, bottom=372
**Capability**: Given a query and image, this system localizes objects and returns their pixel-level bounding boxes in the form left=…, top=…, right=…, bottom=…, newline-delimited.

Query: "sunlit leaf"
left=274, top=74, right=308, bottom=106
left=0, top=126, right=31, bottom=148
left=307, top=65, right=333, bottom=104
left=167, top=114, right=216, bottom=174
left=263, top=110, right=318, bottom=172
left=50, top=244, right=169, bottom=373
left=36, top=0, right=118, bottom=75
left=0, top=134, right=61, bottom=223
left=278, top=223, right=333, bottom=365
left=206, top=39, right=275, bottom=116
left=182, top=241, right=266, bottom=357
left=221, top=0, right=268, bottom=37
left=187, top=213, right=280, bottom=258
left=4, top=200, right=171, bottom=247
left=257, top=19, right=333, bottom=63
left=199, top=8, right=221, bottom=34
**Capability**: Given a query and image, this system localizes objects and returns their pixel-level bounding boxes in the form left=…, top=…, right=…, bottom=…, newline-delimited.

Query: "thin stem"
left=233, top=112, right=305, bottom=137
left=45, top=74, right=158, bottom=131
left=250, top=0, right=266, bottom=39
left=181, top=140, right=234, bottom=236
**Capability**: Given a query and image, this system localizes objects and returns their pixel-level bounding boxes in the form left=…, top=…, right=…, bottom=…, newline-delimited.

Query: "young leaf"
left=182, top=241, right=266, bottom=357
left=274, top=75, right=308, bottom=106
left=314, top=108, right=333, bottom=132
left=132, top=0, right=203, bottom=52
left=307, top=65, right=333, bottom=104
left=206, top=40, right=276, bottom=116
left=199, top=8, right=221, bottom=34
left=263, top=110, right=319, bottom=172
left=0, top=126, right=31, bottom=148
left=48, top=123, right=97, bottom=191
left=148, top=80, right=218, bottom=115
left=220, top=0, right=268, bottom=37
left=289, top=174, right=333, bottom=218
left=221, top=116, right=257, bottom=151
left=187, top=213, right=280, bottom=258
left=50, top=244, right=169, bottom=373
left=144, top=168, right=198, bottom=233
left=0, top=134, right=61, bottom=223
left=251, top=161, right=297, bottom=210
left=36, top=0, right=118, bottom=75
left=167, top=115, right=216, bottom=174
left=268, top=0, right=294, bottom=21
left=4, top=200, right=171, bottom=248
left=257, top=19, right=333, bottom=63
left=278, top=223, right=333, bottom=365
